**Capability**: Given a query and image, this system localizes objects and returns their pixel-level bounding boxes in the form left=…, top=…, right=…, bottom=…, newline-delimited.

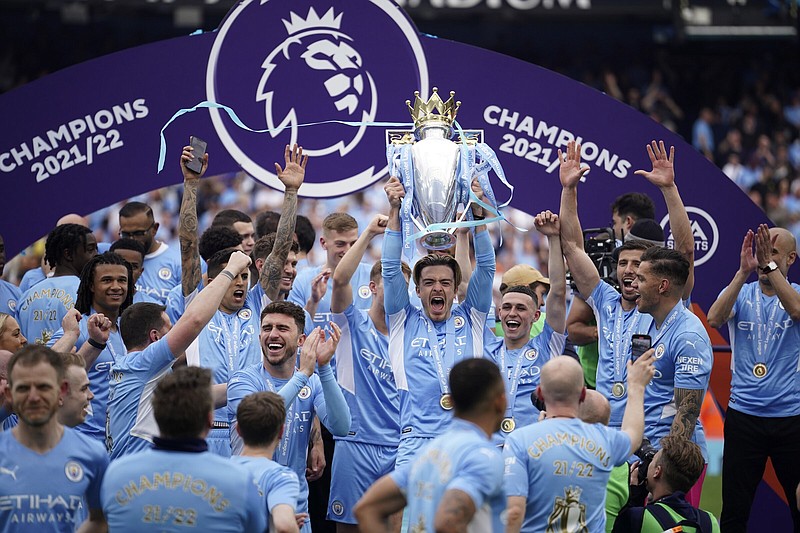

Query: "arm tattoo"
left=261, top=189, right=298, bottom=301
left=179, top=178, right=201, bottom=296
left=670, top=388, right=703, bottom=440
left=437, top=490, right=475, bottom=532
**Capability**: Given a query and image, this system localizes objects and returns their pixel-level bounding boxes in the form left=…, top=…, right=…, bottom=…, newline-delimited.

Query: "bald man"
left=503, top=355, right=655, bottom=533
left=579, top=390, right=630, bottom=533
left=57, top=213, right=90, bottom=227
left=708, top=224, right=800, bottom=531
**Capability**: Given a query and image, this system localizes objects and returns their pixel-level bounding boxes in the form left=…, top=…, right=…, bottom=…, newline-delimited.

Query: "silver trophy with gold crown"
left=386, top=88, right=484, bottom=252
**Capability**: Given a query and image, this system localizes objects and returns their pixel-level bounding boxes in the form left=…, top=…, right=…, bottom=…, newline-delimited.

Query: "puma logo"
left=0, top=466, right=18, bottom=481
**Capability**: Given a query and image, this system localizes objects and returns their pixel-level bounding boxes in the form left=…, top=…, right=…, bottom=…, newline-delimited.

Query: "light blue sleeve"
left=502, top=433, right=530, bottom=497
left=243, top=470, right=268, bottom=533
left=277, top=371, right=310, bottom=407
left=314, top=365, right=351, bottom=436
left=447, top=446, right=504, bottom=511
left=606, top=426, right=633, bottom=467
left=382, top=229, right=410, bottom=315
left=463, top=230, right=496, bottom=313
left=266, top=468, right=300, bottom=512
left=673, top=332, right=713, bottom=390
left=85, top=441, right=110, bottom=510
left=227, top=370, right=261, bottom=424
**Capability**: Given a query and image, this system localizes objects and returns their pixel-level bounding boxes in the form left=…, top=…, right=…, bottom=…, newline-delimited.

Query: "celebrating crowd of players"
left=0, top=138, right=798, bottom=533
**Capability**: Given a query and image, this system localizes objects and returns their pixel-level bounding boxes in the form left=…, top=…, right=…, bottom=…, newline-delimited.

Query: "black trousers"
left=720, top=408, right=800, bottom=532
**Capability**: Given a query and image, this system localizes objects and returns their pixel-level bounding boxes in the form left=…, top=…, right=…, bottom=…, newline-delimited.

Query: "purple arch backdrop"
left=0, top=0, right=769, bottom=318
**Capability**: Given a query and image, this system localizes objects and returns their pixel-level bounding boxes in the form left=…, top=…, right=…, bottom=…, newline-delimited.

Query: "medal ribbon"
left=754, top=287, right=780, bottom=362
left=499, top=345, right=526, bottom=417
left=261, top=366, right=296, bottom=464
left=424, top=317, right=455, bottom=397
left=613, top=304, right=641, bottom=384
left=218, top=313, right=242, bottom=375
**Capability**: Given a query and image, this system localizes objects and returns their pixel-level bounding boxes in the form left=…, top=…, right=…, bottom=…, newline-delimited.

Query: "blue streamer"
left=157, top=100, right=411, bottom=173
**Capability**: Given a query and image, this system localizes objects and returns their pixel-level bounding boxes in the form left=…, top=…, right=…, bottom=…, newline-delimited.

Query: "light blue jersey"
left=135, top=243, right=181, bottom=305
left=48, top=312, right=127, bottom=442
left=391, top=419, right=505, bottom=533
left=725, top=282, right=800, bottom=417
left=164, top=283, right=192, bottom=324
left=633, top=301, right=712, bottom=459
left=0, top=427, right=109, bottom=533
left=332, top=304, right=399, bottom=445
left=382, top=229, right=494, bottom=453
left=231, top=455, right=299, bottom=527
left=16, top=275, right=80, bottom=345
left=185, top=307, right=261, bottom=427
left=503, top=417, right=631, bottom=532
left=101, top=447, right=266, bottom=532
left=586, top=281, right=643, bottom=428
left=0, top=280, right=20, bottom=317
left=18, top=267, right=46, bottom=294
left=484, top=323, right=566, bottom=443
left=227, top=362, right=350, bottom=520
left=107, top=336, right=176, bottom=459
left=288, top=263, right=373, bottom=329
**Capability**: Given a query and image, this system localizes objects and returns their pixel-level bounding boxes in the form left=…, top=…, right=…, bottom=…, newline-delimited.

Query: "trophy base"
left=420, top=231, right=457, bottom=251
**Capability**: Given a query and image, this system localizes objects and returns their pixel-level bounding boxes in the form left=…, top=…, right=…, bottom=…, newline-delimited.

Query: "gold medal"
left=440, top=394, right=454, bottom=410
left=612, top=382, right=626, bottom=398
left=501, top=417, right=516, bottom=433
left=753, top=363, right=768, bottom=379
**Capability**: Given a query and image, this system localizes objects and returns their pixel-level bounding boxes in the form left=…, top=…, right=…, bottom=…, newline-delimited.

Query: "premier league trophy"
left=387, top=88, right=510, bottom=257
left=387, top=88, right=474, bottom=252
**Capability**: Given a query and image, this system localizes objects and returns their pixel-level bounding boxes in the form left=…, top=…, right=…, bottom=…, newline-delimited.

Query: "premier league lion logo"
left=258, top=7, right=377, bottom=157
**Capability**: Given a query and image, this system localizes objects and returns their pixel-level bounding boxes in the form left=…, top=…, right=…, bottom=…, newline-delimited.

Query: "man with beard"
left=118, top=201, right=181, bottom=305
left=708, top=225, right=800, bottom=530
left=0, top=345, right=108, bottom=532
left=381, top=176, right=495, bottom=467
left=226, top=301, right=351, bottom=533
left=559, top=140, right=695, bottom=430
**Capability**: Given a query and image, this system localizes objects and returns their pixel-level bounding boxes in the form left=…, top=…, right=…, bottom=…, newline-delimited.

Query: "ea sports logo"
left=660, top=206, right=719, bottom=267
left=206, top=0, right=429, bottom=197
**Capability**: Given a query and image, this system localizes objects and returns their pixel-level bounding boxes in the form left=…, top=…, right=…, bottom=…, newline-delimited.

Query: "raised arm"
left=261, top=144, right=307, bottom=301
left=557, top=142, right=600, bottom=299
left=454, top=225, right=472, bottom=303
left=566, top=299, right=598, bottom=346
left=621, top=349, right=655, bottom=454
left=179, top=144, right=207, bottom=297
left=634, top=140, right=694, bottom=299
left=534, top=211, right=566, bottom=334
left=167, top=251, right=251, bottom=356
left=462, top=179, right=496, bottom=313
left=382, top=177, right=410, bottom=315
left=331, top=214, right=387, bottom=314
left=707, top=229, right=756, bottom=328
left=310, top=324, right=351, bottom=436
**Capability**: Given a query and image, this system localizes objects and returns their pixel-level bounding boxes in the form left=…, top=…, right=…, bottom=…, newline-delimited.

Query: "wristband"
left=219, top=270, right=235, bottom=281
left=472, top=214, right=485, bottom=221
left=87, top=338, right=106, bottom=350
